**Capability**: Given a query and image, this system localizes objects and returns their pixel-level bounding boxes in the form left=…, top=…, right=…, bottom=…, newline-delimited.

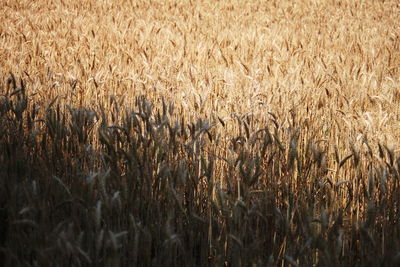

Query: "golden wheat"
left=1, top=0, right=400, bottom=266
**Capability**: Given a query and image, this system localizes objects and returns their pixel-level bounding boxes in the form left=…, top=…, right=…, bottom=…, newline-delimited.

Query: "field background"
left=1, top=0, right=400, bottom=266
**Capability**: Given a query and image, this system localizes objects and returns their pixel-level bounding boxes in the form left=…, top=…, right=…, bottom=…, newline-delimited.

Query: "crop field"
left=1, top=0, right=400, bottom=266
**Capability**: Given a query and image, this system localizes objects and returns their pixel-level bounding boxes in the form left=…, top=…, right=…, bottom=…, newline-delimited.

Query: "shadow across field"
left=0, top=74, right=399, bottom=266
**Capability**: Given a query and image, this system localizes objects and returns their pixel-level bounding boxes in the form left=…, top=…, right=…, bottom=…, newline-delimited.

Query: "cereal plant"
left=0, top=0, right=399, bottom=266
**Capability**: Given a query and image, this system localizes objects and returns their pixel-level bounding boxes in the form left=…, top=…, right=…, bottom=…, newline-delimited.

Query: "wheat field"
left=1, top=0, right=400, bottom=266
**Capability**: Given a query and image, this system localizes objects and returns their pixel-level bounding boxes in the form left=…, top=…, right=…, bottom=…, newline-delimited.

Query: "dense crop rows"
left=1, top=0, right=400, bottom=266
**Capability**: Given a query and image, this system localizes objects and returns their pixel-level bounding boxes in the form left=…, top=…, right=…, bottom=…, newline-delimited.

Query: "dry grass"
left=1, top=0, right=400, bottom=266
